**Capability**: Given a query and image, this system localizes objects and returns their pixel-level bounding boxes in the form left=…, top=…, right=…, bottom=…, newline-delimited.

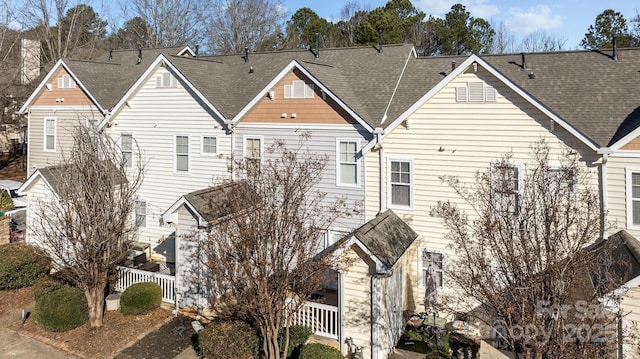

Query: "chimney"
left=315, top=33, right=320, bottom=59
left=244, top=47, right=248, bottom=62
left=137, top=47, right=142, bottom=64
left=451, top=61, right=456, bottom=71
left=521, top=52, right=526, bottom=69
left=195, top=45, right=199, bottom=58
left=613, top=36, right=618, bottom=61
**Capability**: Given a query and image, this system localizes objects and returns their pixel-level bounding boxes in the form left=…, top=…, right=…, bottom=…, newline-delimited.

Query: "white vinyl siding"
left=284, top=80, right=314, bottom=99
left=389, top=160, right=412, bottom=209
left=44, top=117, right=56, bottom=151
left=201, top=136, right=217, bottom=155
left=337, top=140, right=358, bottom=186
left=57, top=74, right=76, bottom=88
left=418, top=248, right=446, bottom=290
left=627, top=169, right=640, bottom=230
left=135, top=200, right=147, bottom=228
left=244, top=136, right=262, bottom=160
left=175, top=135, right=189, bottom=172
left=121, top=134, right=133, bottom=168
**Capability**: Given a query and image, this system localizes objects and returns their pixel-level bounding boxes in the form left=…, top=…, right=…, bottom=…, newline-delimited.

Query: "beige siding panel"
left=621, top=287, right=640, bottom=358
left=607, top=156, right=640, bottom=238
left=27, top=107, right=102, bottom=175
left=112, top=66, right=230, bottom=263
left=23, top=177, right=55, bottom=245
left=365, top=69, right=601, bottom=311
left=33, top=68, right=95, bottom=107
left=243, top=69, right=358, bottom=125
left=341, top=246, right=374, bottom=358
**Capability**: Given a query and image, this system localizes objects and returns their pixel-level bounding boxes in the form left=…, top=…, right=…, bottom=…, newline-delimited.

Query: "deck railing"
left=288, top=300, right=339, bottom=339
left=115, top=266, right=176, bottom=304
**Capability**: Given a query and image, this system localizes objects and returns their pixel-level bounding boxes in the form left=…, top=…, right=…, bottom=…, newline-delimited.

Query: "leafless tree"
left=119, top=0, right=209, bottom=48
left=338, top=1, right=367, bottom=46
left=200, top=136, right=352, bottom=358
left=431, top=140, right=627, bottom=358
left=519, top=31, right=567, bottom=52
left=30, top=124, right=144, bottom=328
left=206, top=0, right=286, bottom=54
left=491, top=21, right=516, bottom=54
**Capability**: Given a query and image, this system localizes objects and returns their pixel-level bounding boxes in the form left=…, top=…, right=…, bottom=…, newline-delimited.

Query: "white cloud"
left=416, top=0, right=499, bottom=18
left=505, top=5, right=564, bottom=34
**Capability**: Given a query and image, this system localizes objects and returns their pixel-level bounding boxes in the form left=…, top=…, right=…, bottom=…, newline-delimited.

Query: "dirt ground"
left=0, top=153, right=27, bottom=181
left=0, top=286, right=182, bottom=358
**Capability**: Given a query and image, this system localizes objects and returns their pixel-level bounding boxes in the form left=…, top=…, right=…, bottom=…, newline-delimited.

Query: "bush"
left=34, top=287, right=88, bottom=331
left=299, top=343, right=343, bottom=359
left=279, top=325, right=313, bottom=358
left=120, top=282, right=162, bottom=315
left=33, top=276, right=68, bottom=300
left=199, top=319, right=259, bottom=359
left=0, top=190, right=13, bottom=212
left=0, top=243, right=49, bottom=290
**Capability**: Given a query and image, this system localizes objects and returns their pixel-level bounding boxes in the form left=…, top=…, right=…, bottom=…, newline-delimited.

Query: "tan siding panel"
left=341, top=246, right=373, bottom=358
left=32, top=68, right=95, bottom=107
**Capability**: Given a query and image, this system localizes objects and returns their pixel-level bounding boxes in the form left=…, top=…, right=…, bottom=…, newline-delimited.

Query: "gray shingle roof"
left=482, top=48, right=640, bottom=147
left=353, top=209, right=418, bottom=268
left=182, top=183, right=239, bottom=223
left=36, top=162, right=125, bottom=193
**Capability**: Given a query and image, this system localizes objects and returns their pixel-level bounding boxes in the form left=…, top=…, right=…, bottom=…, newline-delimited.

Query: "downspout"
left=373, top=128, right=385, bottom=215
left=338, top=270, right=344, bottom=354
left=224, top=119, right=235, bottom=180
left=601, top=151, right=609, bottom=240
left=26, top=108, right=31, bottom=174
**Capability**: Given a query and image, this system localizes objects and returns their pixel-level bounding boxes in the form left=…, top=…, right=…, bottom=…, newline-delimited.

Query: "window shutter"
left=305, top=83, right=315, bottom=98
left=468, top=82, right=484, bottom=102
left=455, top=87, right=467, bottom=102
left=485, top=86, right=496, bottom=102
left=292, top=80, right=305, bottom=98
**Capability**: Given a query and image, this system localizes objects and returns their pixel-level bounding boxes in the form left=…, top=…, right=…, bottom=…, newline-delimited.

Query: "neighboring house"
left=18, top=43, right=640, bottom=358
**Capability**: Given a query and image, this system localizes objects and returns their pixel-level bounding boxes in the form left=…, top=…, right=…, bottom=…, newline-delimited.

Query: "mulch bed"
left=0, top=285, right=194, bottom=358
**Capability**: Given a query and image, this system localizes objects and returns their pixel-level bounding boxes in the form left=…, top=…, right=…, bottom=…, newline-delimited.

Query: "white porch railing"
left=288, top=300, right=339, bottom=340
left=115, top=266, right=176, bottom=304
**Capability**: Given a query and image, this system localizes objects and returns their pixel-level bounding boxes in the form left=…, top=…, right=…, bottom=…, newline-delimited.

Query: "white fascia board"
left=177, top=46, right=196, bottom=57
left=230, top=60, right=374, bottom=133
left=18, top=169, right=58, bottom=198
left=19, top=60, right=106, bottom=115
left=162, top=196, right=207, bottom=228
left=337, top=235, right=388, bottom=273
left=363, top=54, right=600, bottom=155
left=99, top=55, right=227, bottom=130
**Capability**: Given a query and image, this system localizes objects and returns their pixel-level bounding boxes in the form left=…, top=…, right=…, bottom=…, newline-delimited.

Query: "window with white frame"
left=338, top=140, right=358, bottom=185
left=491, top=162, right=522, bottom=213
left=135, top=200, right=147, bottom=228
left=390, top=160, right=412, bottom=207
left=121, top=134, right=133, bottom=168
left=548, top=166, right=576, bottom=194
left=202, top=136, right=217, bottom=155
left=627, top=169, right=640, bottom=228
left=316, top=230, right=347, bottom=253
left=44, top=118, right=56, bottom=150
left=57, top=74, right=76, bottom=89
left=244, top=137, right=262, bottom=160
left=419, top=249, right=445, bottom=289
left=175, top=135, right=189, bottom=172
left=284, top=80, right=314, bottom=99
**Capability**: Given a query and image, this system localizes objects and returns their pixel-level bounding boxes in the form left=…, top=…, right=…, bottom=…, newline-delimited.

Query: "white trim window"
left=627, top=169, right=640, bottom=229
left=57, top=74, right=76, bottom=89
left=389, top=160, right=412, bottom=208
left=491, top=162, right=522, bottom=214
left=135, top=200, right=147, bottom=228
left=44, top=117, right=56, bottom=151
left=244, top=136, right=262, bottom=161
left=548, top=166, right=576, bottom=194
left=418, top=248, right=446, bottom=290
left=201, top=135, right=217, bottom=155
left=121, top=134, right=133, bottom=168
left=175, top=135, right=189, bottom=172
left=317, top=229, right=348, bottom=253
left=337, top=140, right=359, bottom=186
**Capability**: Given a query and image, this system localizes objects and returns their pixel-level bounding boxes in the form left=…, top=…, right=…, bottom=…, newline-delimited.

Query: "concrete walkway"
left=0, top=306, right=75, bottom=358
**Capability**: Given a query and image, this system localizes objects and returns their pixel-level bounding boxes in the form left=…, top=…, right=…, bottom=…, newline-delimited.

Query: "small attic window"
left=156, top=73, right=177, bottom=88
left=456, top=82, right=496, bottom=103
left=284, top=80, right=314, bottom=99
left=57, top=75, right=76, bottom=89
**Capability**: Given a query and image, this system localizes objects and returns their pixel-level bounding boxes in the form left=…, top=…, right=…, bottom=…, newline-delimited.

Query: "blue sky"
left=282, top=0, right=640, bottom=49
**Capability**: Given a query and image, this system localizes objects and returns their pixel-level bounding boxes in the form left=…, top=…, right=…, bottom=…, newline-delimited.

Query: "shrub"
left=33, top=276, right=68, bottom=300
left=0, top=190, right=13, bottom=212
left=0, top=243, right=49, bottom=290
left=279, top=325, right=313, bottom=358
left=299, top=343, right=344, bottom=359
left=199, top=319, right=259, bottom=359
left=34, top=287, right=88, bottom=331
left=120, top=282, right=162, bottom=315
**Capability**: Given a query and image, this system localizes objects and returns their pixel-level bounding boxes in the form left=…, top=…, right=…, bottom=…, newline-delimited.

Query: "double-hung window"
left=135, top=200, right=147, bottom=228
left=121, top=134, right=133, bottom=168
left=175, top=135, right=189, bottom=172
left=390, top=160, right=412, bottom=208
left=202, top=136, right=217, bottom=155
left=244, top=137, right=262, bottom=161
left=419, top=249, right=445, bottom=290
left=627, top=169, right=640, bottom=229
left=491, top=162, right=522, bottom=214
left=44, top=118, right=56, bottom=151
left=338, top=140, right=358, bottom=186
